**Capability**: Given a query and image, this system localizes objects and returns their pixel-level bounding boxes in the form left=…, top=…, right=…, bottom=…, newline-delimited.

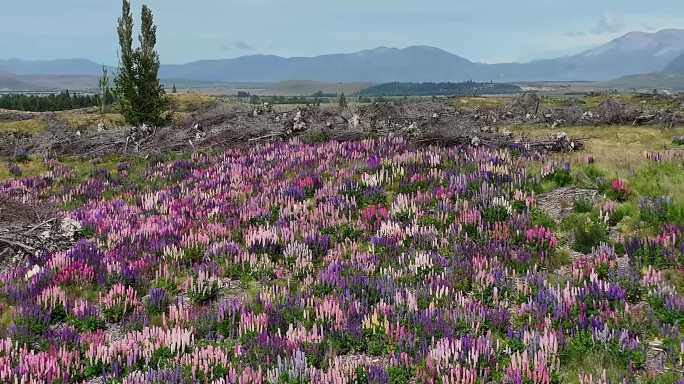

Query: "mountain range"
left=3, top=29, right=684, bottom=90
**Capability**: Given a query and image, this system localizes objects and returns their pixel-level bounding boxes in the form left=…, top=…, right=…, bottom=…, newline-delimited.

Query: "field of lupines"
left=1, top=137, right=684, bottom=383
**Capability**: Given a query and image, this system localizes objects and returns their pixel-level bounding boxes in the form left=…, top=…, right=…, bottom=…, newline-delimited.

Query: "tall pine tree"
left=114, top=0, right=137, bottom=124
left=114, top=0, right=168, bottom=127
left=134, top=5, right=168, bottom=127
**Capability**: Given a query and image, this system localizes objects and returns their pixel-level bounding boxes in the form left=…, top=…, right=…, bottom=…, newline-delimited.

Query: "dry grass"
left=170, top=93, right=218, bottom=113
left=450, top=96, right=510, bottom=111
left=511, top=125, right=684, bottom=176
left=0, top=119, right=48, bottom=135
left=57, top=112, right=126, bottom=131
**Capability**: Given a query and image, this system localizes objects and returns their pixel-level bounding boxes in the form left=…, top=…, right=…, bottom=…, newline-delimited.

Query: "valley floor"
left=0, top=95, right=684, bottom=383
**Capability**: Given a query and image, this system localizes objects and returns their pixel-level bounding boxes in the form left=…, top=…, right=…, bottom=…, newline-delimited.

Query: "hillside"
left=0, top=72, right=39, bottom=91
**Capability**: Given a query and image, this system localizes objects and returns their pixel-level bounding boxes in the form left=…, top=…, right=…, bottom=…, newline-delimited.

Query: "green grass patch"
left=558, top=349, right=629, bottom=384
left=629, top=162, right=684, bottom=204
left=0, top=157, right=48, bottom=181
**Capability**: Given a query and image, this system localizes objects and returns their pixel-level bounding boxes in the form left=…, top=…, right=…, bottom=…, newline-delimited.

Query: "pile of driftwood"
left=522, top=95, right=684, bottom=128
left=2, top=98, right=591, bottom=161
left=0, top=199, right=80, bottom=272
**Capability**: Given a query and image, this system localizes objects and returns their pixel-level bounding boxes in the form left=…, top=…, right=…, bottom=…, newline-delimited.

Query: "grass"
left=169, top=93, right=217, bottom=113
left=630, top=162, right=684, bottom=204
left=0, top=119, right=48, bottom=135
left=0, top=94, right=206, bottom=136
left=511, top=125, right=684, bottom=176
left=0, top=158, right=48, bottom=181
left=558, top=350, right=628, bottom=384
left=449, top=96, right=509, bottom=111
left=57, top=112, right=125, bottom=131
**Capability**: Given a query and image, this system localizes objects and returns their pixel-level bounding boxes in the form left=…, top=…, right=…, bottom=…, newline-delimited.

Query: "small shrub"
left=7, top=162, right=21, bottom=177
left=546, top=167, right=573, bottom=187
left=530, top=208, right=556, bottom=230
left=565, top=214, right=608, bottom=254
left=387, top=366, right=413, bottom=384
left=573, top=198, right=593, bottom=213
left=14, top=148, right=29, bottom=163
left=100, top=284, right=139, bottom=323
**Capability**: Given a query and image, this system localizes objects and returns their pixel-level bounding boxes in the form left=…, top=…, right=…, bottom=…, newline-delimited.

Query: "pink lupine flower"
left=578, top=370, right=608, bottom=384
left=526, top=226, right=558, bottom=251
left=99, top=283, right=140, bottom=323
left=37, top=286, right=68, bottom=311
left=610, top=179, right=629, bottom=201
left=361, top=204, right=389, bottom=226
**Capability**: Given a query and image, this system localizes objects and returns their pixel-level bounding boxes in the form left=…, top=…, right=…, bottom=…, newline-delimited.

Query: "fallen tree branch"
left=24, top=218, right=56, bottom=235
left=248, top=133, right=283, bottom=142
left=0, top=237, right=36, bottom=254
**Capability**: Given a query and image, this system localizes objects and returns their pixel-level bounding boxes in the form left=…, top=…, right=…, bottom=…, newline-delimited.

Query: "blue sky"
left=1, top=0, right=683, bottom=64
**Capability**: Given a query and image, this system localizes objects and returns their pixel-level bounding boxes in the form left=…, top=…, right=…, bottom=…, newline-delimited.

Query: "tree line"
left=359, top=81, right=522, bottom=97
left=0, top=91, right=105, bottom=112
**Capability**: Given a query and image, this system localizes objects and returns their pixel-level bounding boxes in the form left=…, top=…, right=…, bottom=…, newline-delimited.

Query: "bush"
left=547, top=168, right=573, bottom=187
left=483, top=205, right=511, bottom=223
left=573, top=198, right=593, bottom=213
left=564, top=214, right=608, bottom=254
left=607, top=203, right=634, bottom=226
left=530, top=208, right=556, bottom=230
left=14, top=148, right=29, bottom=163
left=387, top=366, right=413, bottom=384
left=608, top=179, right=630, bottom=202
left=640, top=196, right=684, bottom=228
left=574, top=164, right=606, bottom=189
left=7, top=162, right=21, bottom=177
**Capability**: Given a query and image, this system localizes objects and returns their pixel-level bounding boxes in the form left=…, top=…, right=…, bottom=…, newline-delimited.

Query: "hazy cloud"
left=221, top=40, right=256, bottom=52
left=1, top=0, right=682, bottom=64
left=590, top=14, right=626, bottom=35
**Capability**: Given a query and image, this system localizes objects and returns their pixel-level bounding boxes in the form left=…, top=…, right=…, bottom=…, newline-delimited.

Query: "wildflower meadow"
left=1, top=137, right=683, bottom=383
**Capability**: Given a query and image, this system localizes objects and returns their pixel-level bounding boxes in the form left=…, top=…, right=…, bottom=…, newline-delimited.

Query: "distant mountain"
left=490, top=29, right=684, bottom=81
left=595, top=30, right=684, bottom=90
left=159, top=46, right=479, bottom=83
left=663, top=52, right=684, bottom=73
left=3, top=29, right=684, bottom=87
left=0, top=72, right=40, bottom=91
left=0, top=58, right=104, bottom=76
left=158, top=29, right=684, bottom=83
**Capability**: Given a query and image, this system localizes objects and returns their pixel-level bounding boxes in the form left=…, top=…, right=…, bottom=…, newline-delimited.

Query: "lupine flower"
left=100, top=283, right=140, bottom=323
left=610, top=179, right=629, bottom=201
left=1, top=138, right=681, bottom=381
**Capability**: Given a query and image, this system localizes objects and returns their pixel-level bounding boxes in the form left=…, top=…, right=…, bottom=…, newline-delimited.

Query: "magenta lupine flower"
left=361, top=204, right=389, bottom=226
left=610, top=179, right=629, bottom=201
left=526, top=227, right=558, bottom=249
